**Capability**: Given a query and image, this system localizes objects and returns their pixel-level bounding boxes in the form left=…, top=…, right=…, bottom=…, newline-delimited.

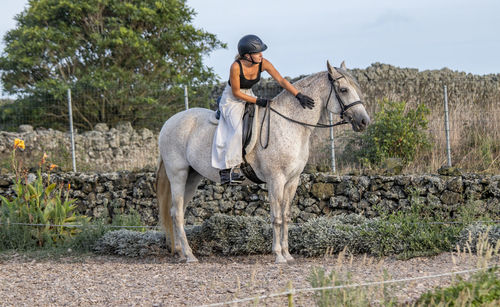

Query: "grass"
left=307, top=230, right=500, bottom=306
left=0, top=210, right=148, bottom=254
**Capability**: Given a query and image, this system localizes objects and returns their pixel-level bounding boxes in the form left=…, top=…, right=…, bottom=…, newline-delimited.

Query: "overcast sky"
left=1, top=0, right=499, bottom=91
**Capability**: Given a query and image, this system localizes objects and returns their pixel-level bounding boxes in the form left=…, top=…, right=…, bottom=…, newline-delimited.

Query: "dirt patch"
left=0, top=252, right=496, bottom=306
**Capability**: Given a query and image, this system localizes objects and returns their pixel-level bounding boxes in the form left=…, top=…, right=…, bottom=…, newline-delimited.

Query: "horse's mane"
left=272, top=72, right=326, bottom=104
left=271, top=68, right=362, bottom=130
left=272, top=69, right=362, bottom=103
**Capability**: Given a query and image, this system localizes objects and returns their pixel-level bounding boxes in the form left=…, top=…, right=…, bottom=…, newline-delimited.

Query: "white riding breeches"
left=211, top=85, right=255, bottom=169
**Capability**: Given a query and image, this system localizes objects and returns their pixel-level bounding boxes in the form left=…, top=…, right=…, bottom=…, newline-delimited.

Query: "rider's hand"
left=296, top=92, right=315, bottom=109
left=256, top=97, right=270, bottom=107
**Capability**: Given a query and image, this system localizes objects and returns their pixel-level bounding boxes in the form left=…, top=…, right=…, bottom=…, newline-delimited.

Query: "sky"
left=1, top=0, right=499, bottom=93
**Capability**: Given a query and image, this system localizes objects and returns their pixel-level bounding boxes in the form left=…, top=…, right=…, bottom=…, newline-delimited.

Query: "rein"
left=260, top=72, right=364, bottom=149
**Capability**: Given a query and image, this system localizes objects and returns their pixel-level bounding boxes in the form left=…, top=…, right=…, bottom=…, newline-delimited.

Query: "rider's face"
left=246, top=52, right=263, bottom=63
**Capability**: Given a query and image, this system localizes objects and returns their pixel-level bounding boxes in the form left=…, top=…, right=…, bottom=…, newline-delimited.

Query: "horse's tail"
left=155, top=157, right=175, bottom=255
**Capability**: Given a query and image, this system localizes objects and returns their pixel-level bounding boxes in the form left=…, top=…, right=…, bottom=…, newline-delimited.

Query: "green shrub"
left=362, top=203, right=464, bottom=259
left=416, top=267, right=500, bottom=306
left=290, top=214, right=371, bottom=256
left=63, top=209, right=151, bottom=253
left=189, top=214, right=273, bottom=256
left=91, top=211, right=474, bottom=258
left=94, top=229, right=166, bottom=257
left=344, top=98, right=430, bottom=167
left=457, top=224, right=500, bottom=253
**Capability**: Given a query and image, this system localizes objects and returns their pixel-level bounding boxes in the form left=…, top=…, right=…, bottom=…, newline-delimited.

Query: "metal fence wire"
left=1, top=77, right=499, bottom=173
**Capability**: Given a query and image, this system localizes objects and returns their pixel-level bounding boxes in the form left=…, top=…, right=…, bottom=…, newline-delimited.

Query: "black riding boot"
left=219, top=167, right=245, bottom=185
left=219, top=169, right=231, bottom=185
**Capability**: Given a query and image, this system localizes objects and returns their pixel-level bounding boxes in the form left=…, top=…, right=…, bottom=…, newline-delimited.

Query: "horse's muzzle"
left=350, top=112, right=370, bottom=132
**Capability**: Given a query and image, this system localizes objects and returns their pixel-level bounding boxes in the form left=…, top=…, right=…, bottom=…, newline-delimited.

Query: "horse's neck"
left=268, top=72, right=329, bottom=133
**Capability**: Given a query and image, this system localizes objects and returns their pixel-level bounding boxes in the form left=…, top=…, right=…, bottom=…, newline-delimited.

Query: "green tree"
left=0, top=0, right=225, bottom=130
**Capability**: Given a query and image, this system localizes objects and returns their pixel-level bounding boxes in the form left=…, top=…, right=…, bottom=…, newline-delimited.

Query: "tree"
left=0, top=0, right=225, bottom=130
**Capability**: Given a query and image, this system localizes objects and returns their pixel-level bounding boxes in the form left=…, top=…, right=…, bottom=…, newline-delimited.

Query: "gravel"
left=0, top=252, right=497, bottom=306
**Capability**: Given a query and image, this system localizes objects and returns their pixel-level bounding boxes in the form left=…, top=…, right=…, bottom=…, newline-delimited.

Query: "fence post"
left=67, top=88, right=77, bottom=172
left=184, top=85, right=189, bottom=110
left=287, top=281, right=294, bottom=307
left=443, top=85, right=452, bottom=167
left=329, top=112, right=336, bottom=173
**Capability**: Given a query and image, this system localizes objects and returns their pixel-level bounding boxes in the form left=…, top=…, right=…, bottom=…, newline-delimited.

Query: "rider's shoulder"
left=230, top=61, right=240, bottom=72
left=262, top=58, right=274, bottom=69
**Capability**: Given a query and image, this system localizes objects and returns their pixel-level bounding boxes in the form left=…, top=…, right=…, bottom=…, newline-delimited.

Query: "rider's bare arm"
left=229, top=62, right=259, bottom=103
left=262, top=59, right=299, bottom=97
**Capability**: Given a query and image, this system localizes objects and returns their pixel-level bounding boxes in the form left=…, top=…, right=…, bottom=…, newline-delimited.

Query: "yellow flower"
left=14, top=138, right=25, bottom=150
left=41, top=152, right=48, bottom=165
left=67, top=183, right=71, bottom=190
left=49, top=164, right=58, bottom=171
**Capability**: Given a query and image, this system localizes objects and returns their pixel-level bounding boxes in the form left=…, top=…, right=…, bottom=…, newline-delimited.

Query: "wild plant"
left=0, top=139, right=89, bottom=249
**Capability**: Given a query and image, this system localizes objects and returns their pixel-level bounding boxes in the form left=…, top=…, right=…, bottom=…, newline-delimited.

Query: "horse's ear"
left=327, top=60, right=342, bottom=78
left=340, top=61, right=347, bottom=70
left=327, top=60, right=334, bottom=74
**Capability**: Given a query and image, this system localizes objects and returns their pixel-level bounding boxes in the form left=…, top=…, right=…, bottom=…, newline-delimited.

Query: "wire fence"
left=1, top=77, right=499, bottom=173
left=1, top=219, right=500, bottom=229
left=0, top=84, right=215, bottom=132
left=197, top=265, right=499, bottom=307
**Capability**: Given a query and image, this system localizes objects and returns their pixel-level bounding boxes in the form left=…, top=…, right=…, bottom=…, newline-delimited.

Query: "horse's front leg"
left=281, top=175, right=301, bottom=263
left=268, top=178, right=287, bottom=264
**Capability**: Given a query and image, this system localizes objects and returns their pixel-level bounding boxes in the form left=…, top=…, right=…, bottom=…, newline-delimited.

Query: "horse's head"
left=326, top=61, right=370, bottom=132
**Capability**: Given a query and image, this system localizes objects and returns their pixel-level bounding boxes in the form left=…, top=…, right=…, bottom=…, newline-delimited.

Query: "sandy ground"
left=0, top=251, right=497, bottom=306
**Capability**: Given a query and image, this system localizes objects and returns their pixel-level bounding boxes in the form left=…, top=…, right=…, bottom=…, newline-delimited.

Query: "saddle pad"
left=208, top=111, right=219, bottom=125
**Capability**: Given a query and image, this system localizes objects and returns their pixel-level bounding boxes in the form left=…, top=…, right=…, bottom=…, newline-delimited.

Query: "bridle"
left=327, top=72, right=364, bottom=120
left=260, top=71, right=365, bottom=148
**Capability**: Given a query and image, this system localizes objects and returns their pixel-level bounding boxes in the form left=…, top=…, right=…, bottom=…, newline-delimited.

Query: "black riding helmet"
left=238, top=35, right=268, bottom=56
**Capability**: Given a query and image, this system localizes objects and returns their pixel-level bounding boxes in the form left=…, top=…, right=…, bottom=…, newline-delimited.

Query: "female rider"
left=212, top=34, right=315, bottom=184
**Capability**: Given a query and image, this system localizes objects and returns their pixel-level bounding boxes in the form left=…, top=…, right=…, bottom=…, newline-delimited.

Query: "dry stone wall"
left=1, top=172, right=498, bottom=225
left=0, top=122, right=157, bottom=173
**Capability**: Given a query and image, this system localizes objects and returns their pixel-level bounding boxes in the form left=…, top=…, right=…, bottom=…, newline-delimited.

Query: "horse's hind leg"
left=184, top=167, right=203, bottom=206
left=169, top=166, right=198, bottom=263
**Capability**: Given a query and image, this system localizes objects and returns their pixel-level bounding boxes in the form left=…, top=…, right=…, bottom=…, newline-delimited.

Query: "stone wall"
left=1, top=172, right=498, bottom=225
left=0, top=122, right=157, bottom=173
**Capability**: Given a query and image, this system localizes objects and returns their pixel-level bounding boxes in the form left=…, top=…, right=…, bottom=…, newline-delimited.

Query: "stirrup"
left=230, top=167, right=245, bottom=185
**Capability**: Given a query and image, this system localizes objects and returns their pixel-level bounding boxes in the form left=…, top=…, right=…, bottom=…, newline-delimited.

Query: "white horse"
left=156, top=61, right=370, bottom=263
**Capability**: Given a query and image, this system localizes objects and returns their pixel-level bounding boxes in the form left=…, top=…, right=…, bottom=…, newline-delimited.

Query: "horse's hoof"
left=186, top=256, right=199, bottom=263
left=275, top=255, right=287, bottom=264
left=283, top=252, right=295, bottom=263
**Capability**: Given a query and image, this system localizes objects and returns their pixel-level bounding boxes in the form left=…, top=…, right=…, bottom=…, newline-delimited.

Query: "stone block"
left=311, top=183, right=334, bottom=200
left=440, top=190, right=463, bottom=205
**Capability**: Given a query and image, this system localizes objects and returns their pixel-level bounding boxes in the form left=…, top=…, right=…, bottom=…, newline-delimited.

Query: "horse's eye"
left=340, top=88, right=348, bottom=93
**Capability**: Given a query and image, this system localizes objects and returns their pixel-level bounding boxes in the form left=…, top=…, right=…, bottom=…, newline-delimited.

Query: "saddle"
left=213, top=99, right=265, bottom=184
